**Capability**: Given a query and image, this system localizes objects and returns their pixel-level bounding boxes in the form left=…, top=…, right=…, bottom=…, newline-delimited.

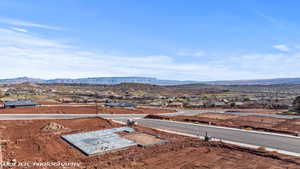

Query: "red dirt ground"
left=146, top=113, right=300, bottom=136
left=1, top=118, right=300, bottom=169
left=0, top=105, right=175, bottom=114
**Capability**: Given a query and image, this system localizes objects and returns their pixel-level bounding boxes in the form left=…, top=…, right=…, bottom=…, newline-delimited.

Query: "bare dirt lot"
left=146, top=113, right=300, bottom=136
left=121, top=133, right=165, bottom=146
left=1, top=118, right=300, bottom=169
left=0, top=105, right=175, bottom=114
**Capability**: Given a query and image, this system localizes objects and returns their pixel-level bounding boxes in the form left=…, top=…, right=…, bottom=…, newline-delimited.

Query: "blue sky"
left=0, top=0, right=300, bottom=81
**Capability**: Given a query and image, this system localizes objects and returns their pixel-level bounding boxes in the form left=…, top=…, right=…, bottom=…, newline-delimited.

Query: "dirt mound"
left=41, top=122, right=66, bottom=131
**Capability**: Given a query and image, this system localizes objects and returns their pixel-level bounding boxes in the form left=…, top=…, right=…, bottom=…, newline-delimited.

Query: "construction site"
left=0, top=115, right=300, bottom=169
left=2, top=0, right=300, bottom=168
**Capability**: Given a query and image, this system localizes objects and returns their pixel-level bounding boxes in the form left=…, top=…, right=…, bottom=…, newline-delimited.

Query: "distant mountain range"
left=1, top=77, right=300, bottom=85
left=202, top=78, right=300, bottom=85
left=0, top=77, right=197, bottom=85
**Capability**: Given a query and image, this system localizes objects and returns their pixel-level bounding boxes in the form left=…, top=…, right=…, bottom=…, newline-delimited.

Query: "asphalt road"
left=160, top=109, right=224, bottom=116
left=224, top=112, right=300, bottom=119
left=0, top=110, right=217, bottom=120
left=0, top=114, right=148, bottom=120
left=116, top=118, right=300, bottom=154
left=0, top=114, right=99, bottom=120
left=139, top=107, right=300, bottom=119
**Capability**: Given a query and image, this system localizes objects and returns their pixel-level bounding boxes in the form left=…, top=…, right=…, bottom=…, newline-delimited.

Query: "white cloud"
left=0, top=28, right=242, bottom=81
left=0, top=25, right=300, bottom=81
left=0, top=28, right=71, bottom=48
left=0, top=27, right=179, bottom=79
left=176, top=49, right=205, bottom=57
left=273, top=44, right=290, bottom=52
left=211, top=51, right=300, bottom=80
left=11, top=27, right=28, bottom=33
left=0, top=17, right=62, bottom=30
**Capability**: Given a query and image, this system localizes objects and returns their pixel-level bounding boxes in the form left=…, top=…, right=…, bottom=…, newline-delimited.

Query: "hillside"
left=203, top=78, right=300, bottom=85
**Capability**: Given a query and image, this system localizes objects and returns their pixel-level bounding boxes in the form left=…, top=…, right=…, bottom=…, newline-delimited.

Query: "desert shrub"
left=243, top=98, right=250, bottom=102
left=257, top=146, right=266, bottom=151
left=292, top=96, right=300, bottom=112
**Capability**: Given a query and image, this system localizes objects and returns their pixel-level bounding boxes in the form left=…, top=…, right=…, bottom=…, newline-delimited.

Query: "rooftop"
left=4, top=100, right=39, bottom=107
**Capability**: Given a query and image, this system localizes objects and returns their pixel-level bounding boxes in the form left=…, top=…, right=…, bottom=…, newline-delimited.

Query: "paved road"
left=0, top=114, right=99, bottom=120
left=224, top=112, right=300, bottom=119
left=0, top=110, right=224, bottom=120
left=140, top=107, right=300, bottom=119
left=0, top=114, right=149, bottom=120
left=116, top=118, right=300, bottom=154
left=0, top=110, right=220, bottom=120
left=4, top=104, right=300, bottom=119
left=160, top=109, right=224, bottom=116
left=0, top=109, right=299, bottom=120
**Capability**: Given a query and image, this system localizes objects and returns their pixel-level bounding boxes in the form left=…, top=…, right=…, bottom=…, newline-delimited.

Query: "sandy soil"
left=122, top=133, right=164, bottom=145
left=1, top=118, right=300, bottom=169
left=0, top=106, right=175, bottom=114
left=146, top=113, right=300, bottom=136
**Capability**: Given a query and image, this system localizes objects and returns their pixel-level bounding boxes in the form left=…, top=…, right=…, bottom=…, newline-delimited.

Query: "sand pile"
left=41, top=122, right=66, bottom=131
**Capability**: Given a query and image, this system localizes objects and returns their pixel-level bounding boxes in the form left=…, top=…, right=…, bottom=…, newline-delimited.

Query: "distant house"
left=4, top=100, right=40, bottom=108
left=59, top=98, right=73, bottom=103
left=149, top=101, right=165, bottom=107
left=214, top=102, right=227, bottom=107
left=0, top=101, right=4, bottom=109
left=167, top=102, right=184, bottom=108
left=185, top=102, right=204, bottom=108
left=234, top=102, right=245, bottom=107
left=104, top=102, right=136, bottom=108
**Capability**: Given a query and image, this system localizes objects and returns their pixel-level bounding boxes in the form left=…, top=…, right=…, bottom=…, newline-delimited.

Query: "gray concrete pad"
left=62, top=127, right=136, bottom=155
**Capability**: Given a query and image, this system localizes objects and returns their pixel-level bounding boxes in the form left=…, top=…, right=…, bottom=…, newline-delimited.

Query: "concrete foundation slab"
left=62, top=127, right=136, bottom=155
